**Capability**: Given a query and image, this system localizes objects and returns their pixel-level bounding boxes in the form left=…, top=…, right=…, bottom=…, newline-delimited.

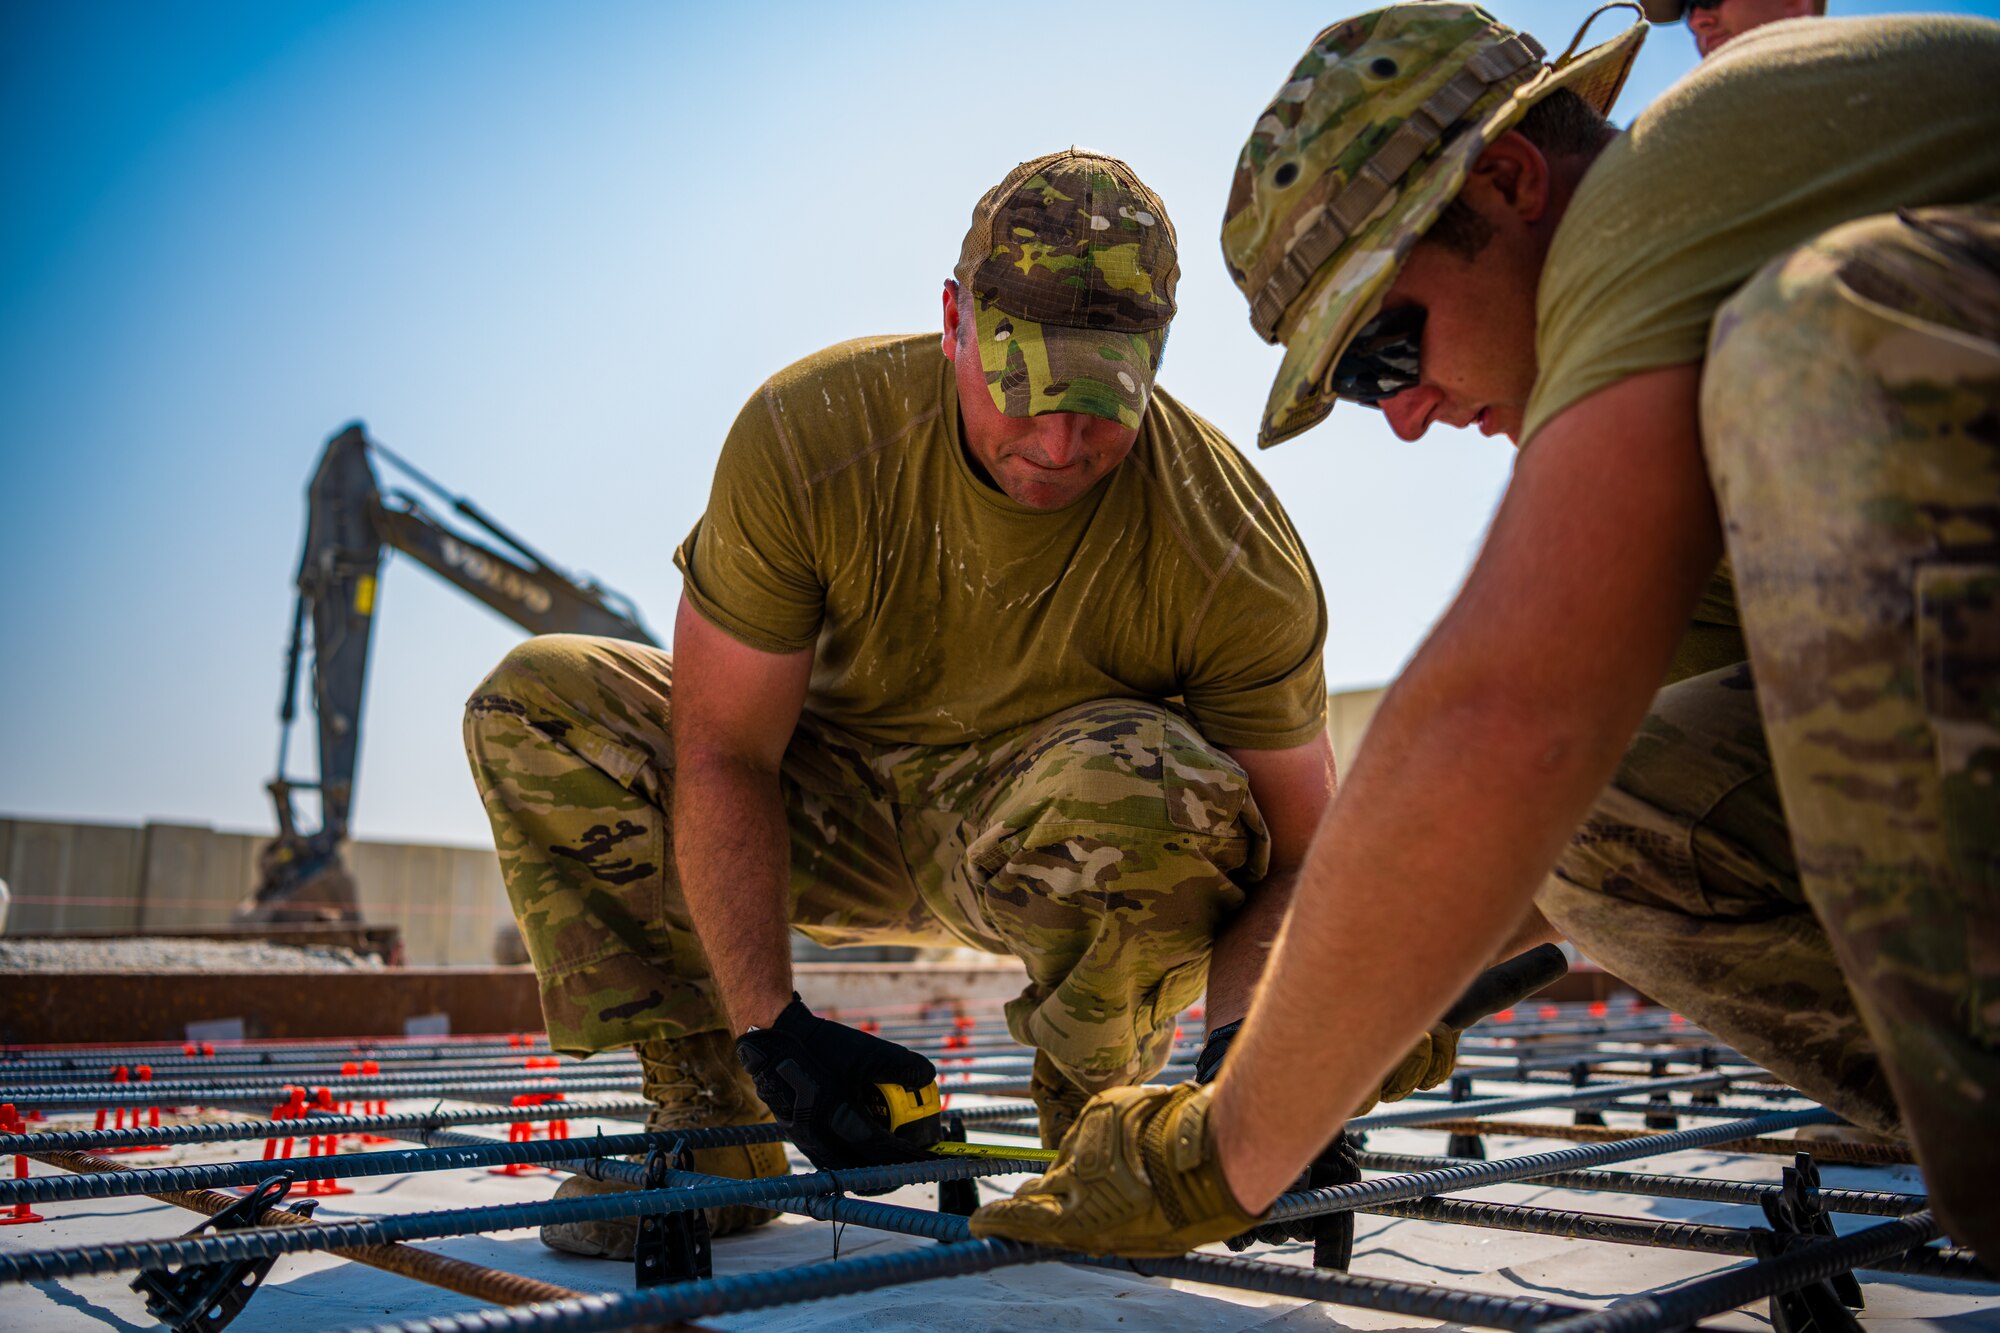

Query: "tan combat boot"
left=540, top=1030, right=793, bottom=1259
left=1030, top=1050, right=1095, bottom=1150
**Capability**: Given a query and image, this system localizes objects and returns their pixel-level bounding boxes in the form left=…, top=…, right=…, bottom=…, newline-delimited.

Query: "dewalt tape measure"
left=865, top=1080, right=943, bottom=1148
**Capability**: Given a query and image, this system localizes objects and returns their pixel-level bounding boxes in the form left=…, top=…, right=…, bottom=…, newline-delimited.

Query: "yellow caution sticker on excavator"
left=354, top=575, right=376, bottom=616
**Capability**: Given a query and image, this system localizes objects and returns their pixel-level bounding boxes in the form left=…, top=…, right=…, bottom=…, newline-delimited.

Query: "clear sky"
left=3, top=0, right=1993, bottom=849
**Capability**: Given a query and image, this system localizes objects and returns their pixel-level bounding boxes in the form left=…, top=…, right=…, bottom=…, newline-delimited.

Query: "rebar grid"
left=0, top=1003, right=1983, bottom=1333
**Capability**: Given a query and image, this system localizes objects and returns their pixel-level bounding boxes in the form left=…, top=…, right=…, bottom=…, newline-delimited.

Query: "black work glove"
left=1193, top=1019, right=1241, bottom=1087
left=1194, top=1019, right=1359, bottom=1256
left=735, top=994, right=938, bottom=1174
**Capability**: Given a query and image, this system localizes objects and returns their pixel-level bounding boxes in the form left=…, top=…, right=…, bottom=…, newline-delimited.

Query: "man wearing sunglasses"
left=974, top=4, right=2000, bottom=1261
left=1641, top=0, right=1825, bottom=59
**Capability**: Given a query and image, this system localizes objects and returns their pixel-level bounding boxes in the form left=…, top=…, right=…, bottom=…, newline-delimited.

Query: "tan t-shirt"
left=1525, top=14, right=2000, bottom=446
left=674, top=335, right=1328, bottom=749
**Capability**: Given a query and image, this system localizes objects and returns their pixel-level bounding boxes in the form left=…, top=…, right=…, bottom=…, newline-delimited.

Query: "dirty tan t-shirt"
left=1524, top=14, right=2000, bottom=446
left=673, top=335, right=1328, bottom=750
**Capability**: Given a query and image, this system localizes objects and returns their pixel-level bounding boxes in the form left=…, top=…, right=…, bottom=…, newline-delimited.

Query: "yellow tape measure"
left=870, top=1081, right=942, bottom=1135
left=930, top=1142, right=1058, bottom=1163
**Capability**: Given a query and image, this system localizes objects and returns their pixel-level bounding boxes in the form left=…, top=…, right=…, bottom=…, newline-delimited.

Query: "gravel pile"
left=0, top=937, right=385, bottom=973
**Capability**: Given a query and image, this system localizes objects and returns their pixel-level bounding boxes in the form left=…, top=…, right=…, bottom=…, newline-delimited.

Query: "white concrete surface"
left=1, top=1096, right=1992, bottom=1332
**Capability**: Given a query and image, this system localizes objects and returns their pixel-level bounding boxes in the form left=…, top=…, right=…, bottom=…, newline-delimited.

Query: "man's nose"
left=1028, top=413, right=1092, bottom=466
left=1378, top=388, right=1435, bottom=442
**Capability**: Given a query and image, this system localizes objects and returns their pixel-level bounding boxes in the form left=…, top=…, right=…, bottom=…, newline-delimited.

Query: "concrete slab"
left=1, top=1109, right=1992, bottom=1332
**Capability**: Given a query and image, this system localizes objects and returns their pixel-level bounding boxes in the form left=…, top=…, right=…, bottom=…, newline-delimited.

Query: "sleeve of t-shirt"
left=1180, top=513, right=1331, bottom=751
left=671, top=384, right=826, bottom=654
left=1521, top=230, right=1720, bottom=447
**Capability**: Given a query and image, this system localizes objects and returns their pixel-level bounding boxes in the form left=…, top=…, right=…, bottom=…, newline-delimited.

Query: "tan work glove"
left=969, top=1082, right=1259, bottom=1257
left=1352, top=1021, right=1459, bottom=1117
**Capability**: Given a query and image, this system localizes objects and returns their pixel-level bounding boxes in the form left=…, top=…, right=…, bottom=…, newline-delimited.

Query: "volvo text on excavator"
left=243, top=423, right=658, bottom=922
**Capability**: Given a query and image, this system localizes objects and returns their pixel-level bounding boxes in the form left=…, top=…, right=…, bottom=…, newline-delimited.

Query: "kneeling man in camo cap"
left=974, top=5, right=2000, bottom=1260
left=464, top=149, right=1348, bottom=1257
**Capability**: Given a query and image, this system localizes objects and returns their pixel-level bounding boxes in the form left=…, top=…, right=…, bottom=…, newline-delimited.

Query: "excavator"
left=241, top=423, right=658, bottom=922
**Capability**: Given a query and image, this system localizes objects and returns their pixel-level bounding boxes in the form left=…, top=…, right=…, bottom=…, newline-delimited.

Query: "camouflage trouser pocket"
left=1916, top=565, right=2000, bottom=1047
left=1137, top=956, right=1210, bottom=1045
left=1556, top=666, right=1792, bottom=922
left=1162, top=725, right=1246, bottom=833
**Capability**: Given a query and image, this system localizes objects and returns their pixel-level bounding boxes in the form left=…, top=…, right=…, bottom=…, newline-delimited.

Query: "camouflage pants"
left=463, top=634, right=1268, bottom=1094
left=1540, top=207, right=2000, bottom=1257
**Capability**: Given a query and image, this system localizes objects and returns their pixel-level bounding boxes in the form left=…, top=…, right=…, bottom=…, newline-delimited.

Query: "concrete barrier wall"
left=0, top=819, right=146, bottom=933
left=0, top=816, right=511, bottom=965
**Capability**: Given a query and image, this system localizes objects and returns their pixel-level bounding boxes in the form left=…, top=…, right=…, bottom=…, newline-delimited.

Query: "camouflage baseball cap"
left=955, top=149, right=1178, bottom=430
left=1222, top=2, right=1646, bottom=446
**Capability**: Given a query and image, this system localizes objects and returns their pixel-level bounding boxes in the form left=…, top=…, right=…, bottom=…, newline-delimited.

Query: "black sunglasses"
left=1328, top=304, right=1426, bottom=405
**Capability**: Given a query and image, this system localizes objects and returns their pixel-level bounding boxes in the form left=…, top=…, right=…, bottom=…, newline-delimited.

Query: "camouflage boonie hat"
left=1221, top=2, right=1646, bottom=446
left=956, top=149, right=1179, bottom=430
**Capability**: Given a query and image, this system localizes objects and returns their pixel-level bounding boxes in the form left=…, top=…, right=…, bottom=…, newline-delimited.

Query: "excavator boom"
left=245, top=423, right=657, bottom=922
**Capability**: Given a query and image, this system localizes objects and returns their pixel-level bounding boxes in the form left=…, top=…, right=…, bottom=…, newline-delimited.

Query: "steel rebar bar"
left=1531, top=1210, right=1944, bottom=1333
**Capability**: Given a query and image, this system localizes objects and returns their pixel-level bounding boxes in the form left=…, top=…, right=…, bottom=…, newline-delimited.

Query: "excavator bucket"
left=241, top=838, right=362, bottom=924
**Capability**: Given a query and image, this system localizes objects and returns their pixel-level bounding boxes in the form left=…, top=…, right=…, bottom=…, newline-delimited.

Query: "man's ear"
left=1465, top=131, right=1553, bottom=223
left=941, top=279, right=962, bottom=362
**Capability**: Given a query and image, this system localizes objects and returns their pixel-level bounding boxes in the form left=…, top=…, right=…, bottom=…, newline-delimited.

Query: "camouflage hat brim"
left=1258, top=14, right=1646, bottom=447
left=973, top=297, right=1166, bottom=430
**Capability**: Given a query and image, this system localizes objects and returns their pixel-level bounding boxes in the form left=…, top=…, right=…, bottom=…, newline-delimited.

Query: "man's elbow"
left=673, top=740, right=784, bottom=793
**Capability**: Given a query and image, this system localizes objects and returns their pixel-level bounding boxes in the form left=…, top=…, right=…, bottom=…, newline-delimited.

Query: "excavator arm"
left=246, top=423, right=658, bottom=922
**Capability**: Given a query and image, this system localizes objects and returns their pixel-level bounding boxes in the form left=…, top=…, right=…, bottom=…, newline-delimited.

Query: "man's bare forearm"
left=672, top=753, right=796, bottom=1034
left=1210, top=679, right=1629, bottom=1210
left=1207, top=370, right=1718, bottom=1213
left=1204, top=868, right=1297, bottom=1030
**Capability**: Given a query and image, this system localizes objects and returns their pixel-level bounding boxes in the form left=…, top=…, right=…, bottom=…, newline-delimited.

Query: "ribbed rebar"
left=337, top=1192, right=1586, bottom=1333
left=1368, top=1195, right=1981, bottom=1281
left=338, top=1174, right=1957, bottom=1333
left=0, top=1128, right=745, bottom=1205
left=1350, top=1072, right=1731, bottom=1129
left=0, top=1156, right=1043, bottom=1284
left=1403, top=1118, right=1918, bottom=1166
left=1356, top=1150, right=1927, bottom=1218
left=0, top=1100, right=658, bottom=1155
left=1128, top=1252, right=1578, bottom=1330
left=32, top=1149, right=594, bottom=1307
left=6, top=1075, right=647, bottom=1111
left=0, top=1109, right=1828, bottom=1280
left=791, top=1194, right=1590, bottom=1331
left=380, top=1237, right=1047, bottom=1333
left=11, top=1069, right=1023, bottom=1111
left=1266, top=1108, right=1837, bottom=1222
left=0, top=1096, right=1041, bottom=1157
left=1532, top=1210, right=1943, bottom=1333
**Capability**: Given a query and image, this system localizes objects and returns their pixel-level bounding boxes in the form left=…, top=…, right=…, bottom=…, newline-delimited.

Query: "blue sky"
left=3, top=0, right=1993, bottom=848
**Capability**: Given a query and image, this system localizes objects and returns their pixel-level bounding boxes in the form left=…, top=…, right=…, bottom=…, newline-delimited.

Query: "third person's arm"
left=1212, top=366, right=1720, bottom=1210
